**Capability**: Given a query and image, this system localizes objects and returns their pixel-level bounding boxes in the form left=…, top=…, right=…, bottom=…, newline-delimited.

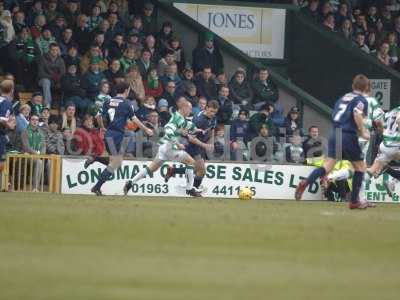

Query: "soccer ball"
left=238, top=187, right=252, bottom=201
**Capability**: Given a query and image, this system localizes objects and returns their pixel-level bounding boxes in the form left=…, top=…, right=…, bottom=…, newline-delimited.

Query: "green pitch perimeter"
left=0, top=193, right=399, bottom=300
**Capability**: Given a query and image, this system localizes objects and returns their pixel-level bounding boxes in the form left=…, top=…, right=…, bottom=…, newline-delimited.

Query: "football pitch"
left=0, top=193, right=399, bottom=300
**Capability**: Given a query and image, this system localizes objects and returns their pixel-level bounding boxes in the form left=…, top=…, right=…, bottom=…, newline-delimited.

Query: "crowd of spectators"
left=0, top=0, right=324, bottom=164
left=298, top=0, right=400, bottom=71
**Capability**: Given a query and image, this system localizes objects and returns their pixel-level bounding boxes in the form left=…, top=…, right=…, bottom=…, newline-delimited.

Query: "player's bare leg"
left=295, top=158, right=336, bottom=200
left=123, top=159, right=163, bottom=195
left=91, top=155, right=123, bottom=196
left=181, top=156, right=202, bottom=197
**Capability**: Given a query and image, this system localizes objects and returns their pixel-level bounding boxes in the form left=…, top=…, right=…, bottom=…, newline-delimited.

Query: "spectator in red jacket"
left=144, top=68, right=163, bottom=98
left=73, top=114, right=105, bottom=156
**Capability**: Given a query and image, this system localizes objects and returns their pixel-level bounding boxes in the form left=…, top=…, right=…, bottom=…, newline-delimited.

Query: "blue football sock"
left=351, top=171, right=364, bottom=203
left=93, top=167, right=113, bottom=190
left=306, top=167, right=326, bottom=185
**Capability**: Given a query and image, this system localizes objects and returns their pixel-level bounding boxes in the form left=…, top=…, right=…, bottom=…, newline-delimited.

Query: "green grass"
left=0, top=193, right=400, bottom=300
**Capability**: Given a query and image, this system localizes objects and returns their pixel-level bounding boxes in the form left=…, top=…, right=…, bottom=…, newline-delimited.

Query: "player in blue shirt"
left=295, top=75, right=371, bottom=209
left=164, top=100, right=219, bottom=194
left=0, top=80, right=16, bottom=174
left=89, top=82, right=153, bottom=196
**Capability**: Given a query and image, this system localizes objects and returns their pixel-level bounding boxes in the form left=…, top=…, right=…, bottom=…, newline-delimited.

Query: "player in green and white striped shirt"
left=364, top=106, right=400, bottom=197
left=123, top=99, right=203, bottom=197
left=359, top=96, right=385, bottom=159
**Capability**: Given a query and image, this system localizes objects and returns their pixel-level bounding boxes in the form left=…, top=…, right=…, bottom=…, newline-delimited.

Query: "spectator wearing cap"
left=16, top=104, right=31, bottom=134
left=30, top=14, right=46, bottom=39
left=64, top=0, right=80, bottom=29
left=104, top=58, right=123, bottom=83
left=143, top=67, right=163, bottom=98
left=136, top=48, right=155, bottom=78
left=252, top=68, right=279, bottom=109
left=230, top=109, right=250, bottom=160
left=216, top=85, right=233, bottom=125
left=248, top=103, right=274, bottom=141
left=28, top=92, right=44, bottom=116
left=142, top=2, right=157, bottom=35
left=108, top=33, right=125, bottom=60
left=73, top=114, right=105, bottom=156
left=195, top=66, right=217, bottom=101
left=87, top=5, right=103, bottom=32
left=74, top=14, right=91, bottom=54
left=228, top=68, right=253, bottom=110
left=80, top=44, right=107, bottom=74
left=38, top=43, right=66, bottom=107
left=168, top=36, right=186, bottom=73
left=58, top=28, right=75, bottom=56
left=45, top=0, right=59, bottom=24
left=61, top=61, right=91, bottom=117
left=36, top=26, right=56, bottom=54
left=46, top=114, right=64, bottom=155
left=282, top=106, right=302, bottom=140
left=81, top=56, right=106, bottom=99
left=160, top=63, right=184, bottom=97
left=156, top=21, right=173, bottom=54
left=126, top=65, right=145, bottom=101
left=120, top=45, right=137, bottom=74
left=157, top=48, right=175, bottom=77
left=8, top=26, right=39, bottom=89
left=157, top=98, right=171, bottom=127
left=49, top=15, right=67, bottom=42
left=192, top=31, right=224, bottom=74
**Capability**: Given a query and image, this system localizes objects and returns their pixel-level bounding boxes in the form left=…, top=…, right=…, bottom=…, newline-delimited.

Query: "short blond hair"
left=0, top=79, right=14, bottom=94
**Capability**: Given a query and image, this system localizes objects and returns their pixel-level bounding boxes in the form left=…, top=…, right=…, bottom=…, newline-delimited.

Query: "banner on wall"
left=61, top=158, right=399, bottom=203
left=173, top=3, right=286, bottom=59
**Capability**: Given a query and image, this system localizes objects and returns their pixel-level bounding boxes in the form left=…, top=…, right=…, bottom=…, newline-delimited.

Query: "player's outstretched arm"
left=132, top=116, right=154, bottom=136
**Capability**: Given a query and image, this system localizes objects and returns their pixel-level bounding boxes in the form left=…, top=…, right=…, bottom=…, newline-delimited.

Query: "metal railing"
left=1, top=154, right=61, bottom=193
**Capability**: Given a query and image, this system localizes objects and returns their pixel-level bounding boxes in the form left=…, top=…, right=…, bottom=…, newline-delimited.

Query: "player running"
left=90, top=82, right=154, bottom=196
left=0, top=80, right=16, bottom=176
left=123, top=100, right=203, bottom=197
left=295, top=74, right=371, bottom=209
left=363, top=106, right=400, bottom=197
left=163, top=100, right=219, bottom=192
